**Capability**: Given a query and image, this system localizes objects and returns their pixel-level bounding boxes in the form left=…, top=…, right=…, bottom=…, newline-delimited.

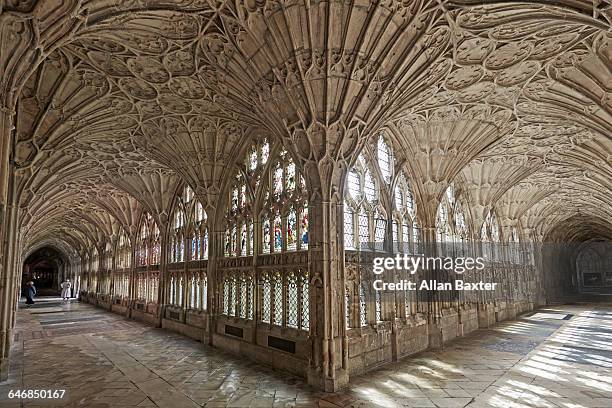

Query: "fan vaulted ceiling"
left=2, top=0, right=611, bottom=255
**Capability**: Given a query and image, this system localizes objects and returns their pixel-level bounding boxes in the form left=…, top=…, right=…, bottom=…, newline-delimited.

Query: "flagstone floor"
left=1, top=298, right=611, bottom=407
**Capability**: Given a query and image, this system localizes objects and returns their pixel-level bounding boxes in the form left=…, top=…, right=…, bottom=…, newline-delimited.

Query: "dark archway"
left=22, top=247, right=67, bottom=297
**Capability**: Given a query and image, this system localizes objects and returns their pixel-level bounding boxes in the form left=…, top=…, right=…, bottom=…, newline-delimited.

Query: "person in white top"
left=61, top=279, right=71, bottom=301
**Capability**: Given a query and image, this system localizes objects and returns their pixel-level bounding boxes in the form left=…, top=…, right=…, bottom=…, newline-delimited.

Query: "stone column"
left=0, top=152, right=19, bottom=381
left=298, top=148, right=351, bottom=392
left=157, top=232, right=168, bottom=327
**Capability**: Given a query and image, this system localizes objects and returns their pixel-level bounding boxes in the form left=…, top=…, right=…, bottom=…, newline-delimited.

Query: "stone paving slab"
left=1, top=300, right=611, bottom=407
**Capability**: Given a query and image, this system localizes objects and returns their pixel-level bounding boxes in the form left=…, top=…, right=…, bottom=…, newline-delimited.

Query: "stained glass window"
left=240, top=223, right=247, bottom=256
left=274, top=163, right=283, bottom=195
left=171, top=186, right=207, bottom=262
left=263, top=218, right=271, bottom=253
left=138, top=213, right=160, bottom=266
left=273, top=212, right=282, bottom=252
left=287, top=163, right=296, bottom=191
left=225, top=139, right=268, bottom=259
left=191, top=234, right=197, bottom=260
left=287, top=208, right=297, bottom=251
left=301, top=205, right=308, bottom=250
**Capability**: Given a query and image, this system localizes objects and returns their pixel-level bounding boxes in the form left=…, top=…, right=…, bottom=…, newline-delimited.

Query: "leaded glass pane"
left=230, top=276, right=236, bottom=317
left=374, top=210, right=386, bottom=248
left=344, top=207, right=354, bottom=249
left=230, top=225, right=237, bottom=256
left=274, top=163, right=283, bottom=195
left=240, top=275, right=247, bottom=318
left=287, top=209, right=297, bottom=251
left=402, top=221, right=410, bottom=251
left=191, top=235, right=197, bottom=260
left=202, top=276, right=208, bottom=310
left=261, top=140, right=269, bottom=163
left=392, top=219, right=399, bottom=249
left=262, top=218, right=271, bottom=253
left=195, top=277, right=201, bottom=309
left=223, top=277, right=229, bottom=314
left=202, top=229, right=208, bottom=259
left=240, top=223, right=247, bottom=256
left=273, top=273, right=283, bottom=326
left=240, top=183, right=246, bottom=207
left=225, top=229, right=231, bottom=256
left=247, top=221, right=253, bottom=255
left=247, top=276, right=254, bottom=319
left=345, top=287, right=351, bottom=329
left=301, top=206, right=308, bottom=250
left=405, top=287, right=412, bottom=316
left=178, top=276, right=183, bottom=306
left=190, top=277, right=196, bottom=309
left=249, top=148, right=258, bottom=170
left=273, top=213, right=282, bottom=252
left=287, top=273, right=298, bottom=328
left=301, top=273, right=309, bottom=330
left=406, top=189, right=415, bottom=217
left=196, top=202, right=204, bottom=222
left=359, top=283, right=367, bottom=327
left=395, top=186, right=402, bottom=211
left=364, top=170, right=376, bottom=202
left=348, top=170, right=360, bottom=199
left=287, top=162, right=296, bottom=191
left=262, top=274, right=271, bottom=323
left=378, top=136, right=392, bottom=184
left=232, top=188, right=238, bottom=211
left=359, top=209, right=369, bottom=248
left=375, top=289, right=382, bottom=323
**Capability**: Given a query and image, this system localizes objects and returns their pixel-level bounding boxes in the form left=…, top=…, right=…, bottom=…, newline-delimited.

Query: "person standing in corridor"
left=61, top=279, right=71, bottom=301
left=25, top=281, right=36, bottom=306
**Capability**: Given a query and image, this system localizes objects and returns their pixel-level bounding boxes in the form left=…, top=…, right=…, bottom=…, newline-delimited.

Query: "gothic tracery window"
left=261, top=149, right=308, bottom=254
left=436, top=184, right=470, bottom=257
left=171, top=186, right=208, bottom=263
left=393, top=172, right=419, bottom=253
left=344, top=154, right=386, bottom=251
left=137, top=213, right=160, bottom=266
left=117, top=229, right=131, bottom=269
left=259, top=269, right=309, bottom=330
left=481, top=210, right=500, bottom=261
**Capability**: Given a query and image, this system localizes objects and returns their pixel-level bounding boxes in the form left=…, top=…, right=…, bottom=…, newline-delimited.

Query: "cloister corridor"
left=0, top=298, right=610, bottom=408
